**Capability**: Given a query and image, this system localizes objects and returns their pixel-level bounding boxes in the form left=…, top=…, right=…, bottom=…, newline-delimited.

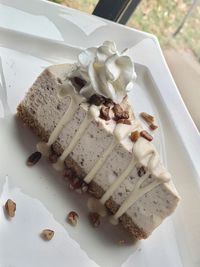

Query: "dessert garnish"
left=5, top=199, right=16, bottom=217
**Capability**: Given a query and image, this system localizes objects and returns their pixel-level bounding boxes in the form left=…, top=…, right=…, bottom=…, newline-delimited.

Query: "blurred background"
left=49, top=0, right=200, bottom=129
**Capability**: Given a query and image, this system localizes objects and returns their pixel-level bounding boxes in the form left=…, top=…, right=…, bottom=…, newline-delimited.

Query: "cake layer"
left=17, top=64, right=180, bottom=239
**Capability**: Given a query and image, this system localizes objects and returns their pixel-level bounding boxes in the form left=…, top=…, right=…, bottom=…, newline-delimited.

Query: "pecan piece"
left=113, top=104, right=129, bottom=120
left=140, top=112, right=154, bottom=124
left=140, top=130, right=153, bottom=141
left=130, top=130, right=140, bottom=142
left=42, top=229, right=54, bottom=240
left=88, top=212, right=100, bottom=227
left=27, top=151, right=42, bottom=166
left=116, top=119, right=131, bottom=125
left=89, top=94, right=104, bottom=106
left=140, top=112, right=158, bottom=131
left=103, top=97, right=114, bottom=108
left=150, top=123, right=158, bottom=130
left=5, top=199, right=16, bottom=217
left=72, top=76, right=86, bottom=89
left=67, top=211, right=79, bottom=226
left=99, top=106, right=110, bottom=121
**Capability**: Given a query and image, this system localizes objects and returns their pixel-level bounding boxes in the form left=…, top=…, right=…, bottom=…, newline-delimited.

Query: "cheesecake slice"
left=17, top=42, right=180, bottom=239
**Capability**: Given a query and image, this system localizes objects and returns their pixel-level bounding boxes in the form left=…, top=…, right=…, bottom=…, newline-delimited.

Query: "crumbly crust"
left=17, top=105, right=147, bottom=239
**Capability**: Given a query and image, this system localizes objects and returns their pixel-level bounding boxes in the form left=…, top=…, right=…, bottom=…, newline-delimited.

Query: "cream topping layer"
left=69, top=41, right=137, bottom=104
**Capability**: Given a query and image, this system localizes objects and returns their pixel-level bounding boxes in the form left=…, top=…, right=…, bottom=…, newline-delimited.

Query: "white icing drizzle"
left=100, top=156, right=136, bottom=204
left=53, top=105, right=99, bottom=172
left=37, top=81, right=84, bottom=156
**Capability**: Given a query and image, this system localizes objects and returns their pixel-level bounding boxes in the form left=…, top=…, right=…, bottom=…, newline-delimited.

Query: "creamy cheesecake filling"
left=35, top=42, right=172, bottom=226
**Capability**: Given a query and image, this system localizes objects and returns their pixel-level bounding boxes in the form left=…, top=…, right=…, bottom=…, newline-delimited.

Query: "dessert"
left=17, top=41, right=180, bottom=240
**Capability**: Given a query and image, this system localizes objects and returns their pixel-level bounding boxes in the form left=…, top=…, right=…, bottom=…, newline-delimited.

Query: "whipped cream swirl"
left=71, top=41, right=137, bottom=103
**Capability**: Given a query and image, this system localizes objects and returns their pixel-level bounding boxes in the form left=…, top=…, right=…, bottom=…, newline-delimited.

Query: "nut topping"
left=99, top=106, right=110, bottom=121
left=41, top=229, right=54, bottom=240
left=89, top=94, right=104, bottom=106
left=113, top=104, right=123, bottom=116
left=140, top=112, right=154, bottom=124
left=130, top=130, right=140, bottom=142
left=116, top=119, right=131, bottom=125
left=140, top=112, right=158, bottom=131
left=150, top=123, right=158, bottom=130
left=72, top=76, right=86, bottom=89
left=5, top=199, right=16, bottom=217
left=27, top=151, right=42, bottom=166
left=140, top=130, right=153, bottom=141
left=88, top=212, right=100, bottom=227
left=103, top=97, right=114, bottom=108
left=67, top=211, right=79, bottom=226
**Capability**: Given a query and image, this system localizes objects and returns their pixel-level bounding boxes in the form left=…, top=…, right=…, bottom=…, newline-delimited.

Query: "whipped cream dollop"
left=70, top=41, right=137, bottom=103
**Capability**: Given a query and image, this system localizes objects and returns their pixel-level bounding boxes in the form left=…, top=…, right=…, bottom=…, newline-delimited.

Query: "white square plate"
left=0, top=1, right=200, bottom=267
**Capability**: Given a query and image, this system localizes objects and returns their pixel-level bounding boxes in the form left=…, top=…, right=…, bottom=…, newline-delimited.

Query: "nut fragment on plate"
left=150, top=123, right=158, bottom=130
left=67, top=211, right=79, bottom=226
left=140, top=130, right=153, bottom=141
left=41, top=229, right=54, bottom=240
left=130, top=130, right=140, bottom=142
left=5, top=199, right=16, bottom=217
left=140, top=112, right=158, bottom=130
left=27, top=151, right=42, bottom=166
left=88, top=212, right=100, bottom=227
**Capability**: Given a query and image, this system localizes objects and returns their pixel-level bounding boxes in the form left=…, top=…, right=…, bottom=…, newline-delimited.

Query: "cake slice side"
left=17, top=64, right=180, bottom=239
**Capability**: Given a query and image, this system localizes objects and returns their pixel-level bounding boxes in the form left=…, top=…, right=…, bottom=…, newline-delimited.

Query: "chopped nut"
left=113, top=104, right=123, bottom=116
left=137, top=166, right=146, bottom=177
left=140, top=112, right=158, bottom=131
left=116, top=119, right=131, bottom=125
left=88, top=212, right=100, bottom=227
left=27, top=151, right=42, bottom=166
left=103, top=97, right=114, bottom=108
left=150, top=123, right=158, bottom=130
left=113, top=104, right=129, bottom=121
left=130, top=130, right=140, bottom=142
left=67, top=211, right=79, bottom=226
left=140, top=112, right=154, bottom=124
left=72, top=76, right=86, bottom=89
left=89, top=94, right=104, bottom=106
left=42, top=229, right=54, bottom=240
left=5, top=199, right=16, bottom=217
left=48, top=153, right=58, bottom=164
left=140, top=130, right=153, bottom=141
left=99, top=106, right=110, bottom=121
